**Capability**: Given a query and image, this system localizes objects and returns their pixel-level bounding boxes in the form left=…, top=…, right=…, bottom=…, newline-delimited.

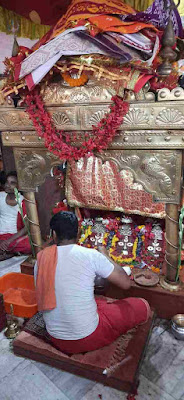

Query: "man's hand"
left=0, top=239, right=12, bottom=252
left=98, top=246, right=131, bottom=290
left=98, top=246, right=109, bottom=257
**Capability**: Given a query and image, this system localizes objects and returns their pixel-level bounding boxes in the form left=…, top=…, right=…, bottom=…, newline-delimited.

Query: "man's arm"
left=98, top=247, right=131, bottom=290
left=0, top=227, right=27, bottom=251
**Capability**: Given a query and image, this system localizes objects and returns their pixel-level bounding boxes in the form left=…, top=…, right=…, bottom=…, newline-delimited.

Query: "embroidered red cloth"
left=66, top=156, right=165, bottom=218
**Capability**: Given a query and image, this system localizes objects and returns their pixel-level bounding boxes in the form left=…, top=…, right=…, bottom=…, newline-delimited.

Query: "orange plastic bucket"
left=0, top=272, right=38, bottom=318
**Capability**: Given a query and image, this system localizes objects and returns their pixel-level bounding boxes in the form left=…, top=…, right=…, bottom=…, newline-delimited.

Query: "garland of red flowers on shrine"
left=25, top=92, right=129, bottom=161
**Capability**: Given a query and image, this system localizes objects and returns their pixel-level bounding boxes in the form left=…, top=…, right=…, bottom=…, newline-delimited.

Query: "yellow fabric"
left=0, top=6, right=50, bottom=39
left=176, top=0, right=184, bottom=16
left=125, top=0, right=184, bottom=14
left=124, top=0, right=153, bottom=11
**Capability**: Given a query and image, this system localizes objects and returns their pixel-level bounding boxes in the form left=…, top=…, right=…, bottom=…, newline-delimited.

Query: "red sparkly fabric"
left=66, top=156, right=165, bottom=218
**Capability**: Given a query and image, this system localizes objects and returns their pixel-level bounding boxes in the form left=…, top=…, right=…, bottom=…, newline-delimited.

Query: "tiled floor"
left=0, top=257, right=184, bottom=400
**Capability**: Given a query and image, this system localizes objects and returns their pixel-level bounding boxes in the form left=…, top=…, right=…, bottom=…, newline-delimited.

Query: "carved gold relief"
left=14, top=149, right=60, bottom=191
left=0, top=111, right=33, bottom=131
left=158, top=87, right=184, bottom=102
left=3, top=129, right=184, bottom=150
left=123, top=108, right=149, bottom=126
left=52, top=112, right=71, bottom=126
left=97, top=150, right=182, bottom=203
left=41, top=81, right=113, bottom=105
left=156, top=109, right=184, bottom=125
left=89, top=110, right=108, bottom=125
left=2, top=98, right=184, bottom=132
left=0, top=113, right=20, bottom=127
left=1, top=131, right=44, bottom=147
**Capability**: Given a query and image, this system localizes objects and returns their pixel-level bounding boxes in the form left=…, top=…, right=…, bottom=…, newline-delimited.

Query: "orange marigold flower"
left=62, top=72, right=88, bottom=87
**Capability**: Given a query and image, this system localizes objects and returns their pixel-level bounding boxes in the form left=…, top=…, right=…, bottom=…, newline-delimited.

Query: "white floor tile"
left=81, top=382, right=127, bottom=400
left=31, top=361, right=95, bottom=400
left=0, top=255, right=27, bottom=276
left=141, top=329, right=184, bottom=382
left=156, top=347, right=184, bottom=397
left=0, top=335, right=28, bottom=379
left=137, top=375, right=175, bottom=400
left=0, top=360, right=70, bottom=400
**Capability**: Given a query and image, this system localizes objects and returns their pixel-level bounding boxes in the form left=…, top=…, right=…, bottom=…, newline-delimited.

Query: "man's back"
left=35, top=244, right=113, bottom=340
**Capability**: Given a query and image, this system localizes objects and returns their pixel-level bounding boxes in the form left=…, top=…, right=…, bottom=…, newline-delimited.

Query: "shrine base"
left=13, top=312, right=154, bottom=394
left=107, top=280, right=184, bottom=319
left=20, top=259, right=184, bottom=319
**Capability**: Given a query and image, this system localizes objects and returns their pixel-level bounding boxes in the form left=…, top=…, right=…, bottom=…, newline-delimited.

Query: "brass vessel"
left=4, top=304, right=20, bottom=339
left=171, top=314, right=184, bottom=340
left=159, top=276, right=183, bottom=292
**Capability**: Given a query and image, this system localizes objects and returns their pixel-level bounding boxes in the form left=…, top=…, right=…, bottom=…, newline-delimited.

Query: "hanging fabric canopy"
left=0, top=0, right=183, bottom=40
left=0, top=0, right=155, bottom=39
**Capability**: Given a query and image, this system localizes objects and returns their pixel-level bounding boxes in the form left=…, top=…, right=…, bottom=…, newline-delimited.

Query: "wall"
left=0, top=32, right=37, bottom=74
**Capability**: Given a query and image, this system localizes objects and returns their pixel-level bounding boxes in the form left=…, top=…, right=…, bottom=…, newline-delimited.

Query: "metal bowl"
left=171, top=314, right=184, bottom=340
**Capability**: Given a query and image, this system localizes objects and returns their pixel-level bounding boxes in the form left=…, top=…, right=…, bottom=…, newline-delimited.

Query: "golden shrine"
left=0, top=80, right=183, bottom=286
left=0, top=0, right=184, bottom=313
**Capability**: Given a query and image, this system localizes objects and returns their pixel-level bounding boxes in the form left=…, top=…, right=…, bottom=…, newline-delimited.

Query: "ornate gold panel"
left=80, top=102, right=184, bottom=130
left=97, top=150, right=182, bottom=203
left=50, top=107, right=79, bottom=130
left=0, top=110, right=33, bottom=131
left=13, top=148, right=60, bottom=191
left=13, top=147, right=182, bottom=202
left=0, top=107, right=79, bottom=132
left=41, top=80, right=115, bottom=105
left=1, top=101, right=184, bottom=132
left=2, top=131, right=44, bottom=147
left=108, top=130, right=184, bottom=149
left=157, top=87, right=184, bottom=102
left=2, top=129, right=184, bottom=150
left=79, top=105, right=110, bottom=129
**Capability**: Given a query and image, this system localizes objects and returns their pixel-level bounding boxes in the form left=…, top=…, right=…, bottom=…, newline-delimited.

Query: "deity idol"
left=109, top=216, right=138, bottom=265
left=79, top=217, right=108, bottom=248
left=143, top=221, right=165, bottom=268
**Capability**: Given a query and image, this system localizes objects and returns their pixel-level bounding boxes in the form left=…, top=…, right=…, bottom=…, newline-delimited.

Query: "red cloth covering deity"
left=66, top=156, right=165, bottom=219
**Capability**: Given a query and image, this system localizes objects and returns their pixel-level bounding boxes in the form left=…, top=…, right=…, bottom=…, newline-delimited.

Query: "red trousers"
left=0, top=233, right=31, bottom=254
left=49, top=297, right=151, bottom=354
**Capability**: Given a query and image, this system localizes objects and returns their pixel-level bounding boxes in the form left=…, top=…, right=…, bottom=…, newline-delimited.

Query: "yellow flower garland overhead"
left=0, top=6, right=50, bottom=40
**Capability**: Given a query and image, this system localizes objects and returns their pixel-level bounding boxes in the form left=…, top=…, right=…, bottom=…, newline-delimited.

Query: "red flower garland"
left=25, top=92, right=129, bottom=161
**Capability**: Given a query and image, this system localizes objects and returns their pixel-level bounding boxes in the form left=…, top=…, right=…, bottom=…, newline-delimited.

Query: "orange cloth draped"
left=36, top=245, right=58, bottom=311
left=88, top=15, right=157, bottom=34
left=32, top=0, right=136, bottom=50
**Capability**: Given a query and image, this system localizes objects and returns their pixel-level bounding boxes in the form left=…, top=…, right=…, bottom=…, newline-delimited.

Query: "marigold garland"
left=62, top=71, right=88, bottom=87
left=109, top=234, right=139, bottom=264
left=79, top=226, right=92, bottom=245
left=25, top=91, right=129, bottom=161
